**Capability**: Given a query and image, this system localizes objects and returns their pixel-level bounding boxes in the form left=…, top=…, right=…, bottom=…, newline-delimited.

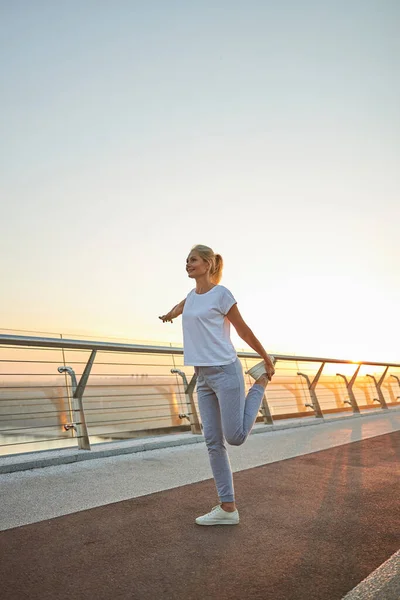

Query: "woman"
left=159, top=244, right=275, bottom=526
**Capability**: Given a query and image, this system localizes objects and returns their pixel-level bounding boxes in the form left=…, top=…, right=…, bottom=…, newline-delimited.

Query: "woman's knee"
left=204, top=434, right=225, bottom=451
left=225, top=433, right=246, bottom=446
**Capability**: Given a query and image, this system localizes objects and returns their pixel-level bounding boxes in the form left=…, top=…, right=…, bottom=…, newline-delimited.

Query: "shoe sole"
left=245, top=357, right=275, bottom=380
left=195, top=520, right=239, bottom=526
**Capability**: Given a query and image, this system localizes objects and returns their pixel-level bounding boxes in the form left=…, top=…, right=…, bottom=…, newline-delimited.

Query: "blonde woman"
left=159, top=244, right=275, bottom=525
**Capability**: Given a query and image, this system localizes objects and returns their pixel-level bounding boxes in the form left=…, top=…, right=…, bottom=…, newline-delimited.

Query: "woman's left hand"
left=264, top=356, right=275, bottom=380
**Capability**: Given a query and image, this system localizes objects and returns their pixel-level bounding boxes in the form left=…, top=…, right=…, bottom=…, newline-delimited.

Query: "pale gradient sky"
left=1, top=1, right=399, bottom=362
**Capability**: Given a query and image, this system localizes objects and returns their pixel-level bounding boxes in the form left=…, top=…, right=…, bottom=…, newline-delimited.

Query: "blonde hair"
left=190, top=244, right=224, bottom=284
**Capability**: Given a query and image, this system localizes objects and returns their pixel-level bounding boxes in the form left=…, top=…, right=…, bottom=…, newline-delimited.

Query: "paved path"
left=1, top=409, right=400, bottom=599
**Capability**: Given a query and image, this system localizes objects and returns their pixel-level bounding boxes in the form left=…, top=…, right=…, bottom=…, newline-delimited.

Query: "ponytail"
left=211, top=253, right=223, bottom=284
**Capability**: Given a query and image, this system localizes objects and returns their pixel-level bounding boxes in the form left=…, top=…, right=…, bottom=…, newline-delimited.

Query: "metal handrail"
left=1, top=333, right=400, bottom=456
left=1, top=334, right=400, bottom=367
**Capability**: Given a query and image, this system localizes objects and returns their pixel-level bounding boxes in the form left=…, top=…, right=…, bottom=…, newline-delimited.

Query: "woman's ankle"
left=220, top=501, right=236, bottom=512
left=254, top=374, right=268, bottom=388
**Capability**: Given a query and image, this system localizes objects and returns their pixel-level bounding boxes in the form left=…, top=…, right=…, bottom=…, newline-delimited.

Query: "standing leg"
left=197, top=375, right=235, bottom=503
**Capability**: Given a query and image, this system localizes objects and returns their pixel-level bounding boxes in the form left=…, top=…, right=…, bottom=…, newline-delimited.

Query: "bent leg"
left=197, top=377, right=235, bottom=503
left=216, top=359, right=265, bottom=446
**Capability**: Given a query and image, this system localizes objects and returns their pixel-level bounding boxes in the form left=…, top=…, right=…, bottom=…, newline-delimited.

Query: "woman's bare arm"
left=159, top=298, right=186, bottom=323
left=226, top=304, right=275, bottom=379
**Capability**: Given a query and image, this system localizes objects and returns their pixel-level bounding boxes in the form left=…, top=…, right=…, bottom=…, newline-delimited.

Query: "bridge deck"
left=1, top=412, right=400, bottom=599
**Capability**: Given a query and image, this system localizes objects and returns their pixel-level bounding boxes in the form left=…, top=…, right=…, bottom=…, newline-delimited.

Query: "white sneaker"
left=195, top=505, right=240, bottom=526
left=245, top=356, right=275, bottom=380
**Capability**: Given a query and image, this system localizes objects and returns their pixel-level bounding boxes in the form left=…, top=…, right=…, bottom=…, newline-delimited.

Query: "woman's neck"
left=195, top=276, right=216, bottom=295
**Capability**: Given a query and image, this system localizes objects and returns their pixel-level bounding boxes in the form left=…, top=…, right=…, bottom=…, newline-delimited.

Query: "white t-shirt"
left=182, top=285, right=238, bottom=366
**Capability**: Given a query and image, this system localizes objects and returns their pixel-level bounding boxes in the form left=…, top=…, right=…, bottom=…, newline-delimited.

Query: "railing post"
left=336, top=364, right=361, bottom=414
left=260, top=392, right=274, bottom=425
left=58, top=350, right=96, bottom=450
left=171, top=369, right=202, bottom=435
left=366, top=366, right=389, bottom=409
left=297, top=363, right=325, bottom=418
left=390, top=375, right=400, bottom=401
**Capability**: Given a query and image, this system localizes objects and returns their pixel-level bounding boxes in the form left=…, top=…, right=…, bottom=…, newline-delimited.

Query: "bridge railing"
left=0, top=334, right=399, bottom=456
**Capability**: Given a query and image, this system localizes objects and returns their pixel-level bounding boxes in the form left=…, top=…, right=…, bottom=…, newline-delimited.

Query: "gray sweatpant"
left=195, top=358, right=265, bottom=503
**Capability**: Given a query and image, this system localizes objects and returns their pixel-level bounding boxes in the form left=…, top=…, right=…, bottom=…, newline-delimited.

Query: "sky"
left=1, top=0, right=399, bottom=363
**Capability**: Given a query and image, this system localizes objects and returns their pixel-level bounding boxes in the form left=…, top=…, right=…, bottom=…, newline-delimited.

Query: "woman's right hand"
left=159, top=299, right=185, bottom=324
left=159, top=313, right=174, bottom=323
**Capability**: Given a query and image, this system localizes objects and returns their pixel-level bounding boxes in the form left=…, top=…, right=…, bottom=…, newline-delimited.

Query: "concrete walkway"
left=1, top=408, right=400, bottom=599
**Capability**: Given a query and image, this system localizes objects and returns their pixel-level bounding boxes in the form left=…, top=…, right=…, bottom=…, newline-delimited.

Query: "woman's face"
left=186, top=252, right=210, bottom=279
